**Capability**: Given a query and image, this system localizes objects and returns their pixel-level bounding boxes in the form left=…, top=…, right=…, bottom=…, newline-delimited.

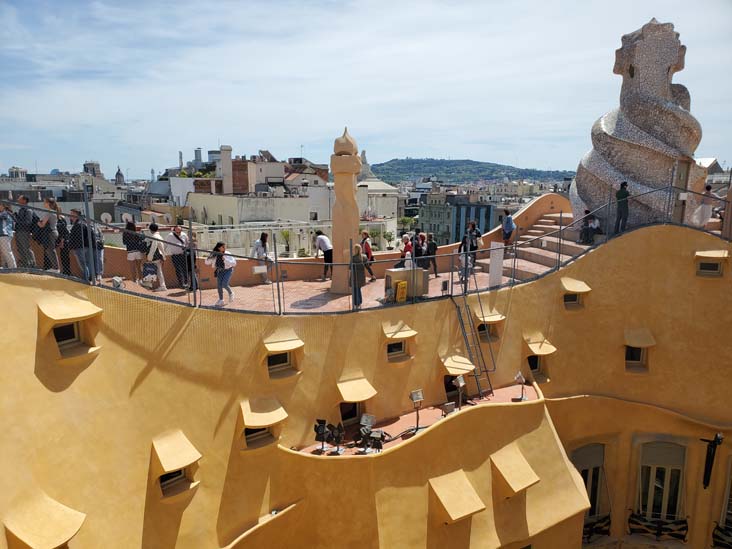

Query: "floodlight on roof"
left=452, top=375, right=466, bottom=410
left=409, top=389, right=424, bottom=404
left=410, top=389, right=425, bottom=432
left=360, top=413, right=375, bottom=427
left=512, top=372, right=528, bottom=402
left=370, top=430, right=384, bottom=452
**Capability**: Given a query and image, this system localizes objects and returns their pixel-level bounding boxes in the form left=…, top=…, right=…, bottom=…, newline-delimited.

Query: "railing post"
left=187, top=212, right=197, bottom=307
left=449, top=251, right=454, bottom=296
left=605, top=186, right=613, bottom=241
left=83, top=185, right=96, bottom=284
left=272, top=233, right=283, bottom=315
left=511, top=241, right=517, bottom=286
left=349, top=237, right=355, bottom=311
left=557, top=211, right=563, bottom=267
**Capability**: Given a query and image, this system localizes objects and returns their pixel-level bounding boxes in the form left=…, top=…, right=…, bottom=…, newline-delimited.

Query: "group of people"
left=0, top=195, right=105, bottom=282
left=394, top=230, right=441, bottom=276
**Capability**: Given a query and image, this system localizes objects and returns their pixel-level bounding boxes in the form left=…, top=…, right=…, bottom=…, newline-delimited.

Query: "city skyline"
left=0, top=0, right=730, bottom=179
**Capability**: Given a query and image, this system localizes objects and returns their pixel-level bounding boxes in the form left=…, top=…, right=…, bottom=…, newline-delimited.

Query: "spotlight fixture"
left=360, top=413, right=375, bottom=428
left=328, top=422, right=346, bottom=455
left=313, top=419, right=330, bottom=453
left=452, top=375, right=466, bottom=410
left=512, top=371, right=528, bottom=402
left=370, top=430, right=384, bottom=453
left=409, top=389, right=425, bottom=432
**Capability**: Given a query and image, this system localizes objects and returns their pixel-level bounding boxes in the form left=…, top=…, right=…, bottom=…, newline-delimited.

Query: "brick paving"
left=100, top=268, right=515, bottom=313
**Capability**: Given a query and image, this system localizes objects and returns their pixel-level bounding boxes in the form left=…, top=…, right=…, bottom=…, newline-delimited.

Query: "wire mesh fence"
left=0, top=184, right=728, bottom=314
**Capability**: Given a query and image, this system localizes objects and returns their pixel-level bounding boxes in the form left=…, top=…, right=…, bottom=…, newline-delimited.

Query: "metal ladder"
left=451, top=267, right=496, bottom=398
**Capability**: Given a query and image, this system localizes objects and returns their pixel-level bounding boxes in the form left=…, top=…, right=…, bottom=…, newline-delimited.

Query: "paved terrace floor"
left=99, top=268, right=515, bottom=313
left=298, top=384, right=538, bottom=456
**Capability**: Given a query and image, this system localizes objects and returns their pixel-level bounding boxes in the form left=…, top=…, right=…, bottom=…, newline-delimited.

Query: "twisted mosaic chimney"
left=570, top=19, right=707, bottom=223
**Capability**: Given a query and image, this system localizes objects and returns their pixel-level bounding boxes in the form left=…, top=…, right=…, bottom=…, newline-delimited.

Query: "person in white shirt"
left=147, top=223, right=167, bottom=291
left=164, top=225, right=189, bottom=288
left=205, top=241, right=236, bottom=307
left=314, top=230, right=333, bottom=280
left=250, top=232, right=272, bottom=284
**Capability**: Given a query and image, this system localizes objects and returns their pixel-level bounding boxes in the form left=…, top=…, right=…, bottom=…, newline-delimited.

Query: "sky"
left=0, top=0, right=730, bottom=179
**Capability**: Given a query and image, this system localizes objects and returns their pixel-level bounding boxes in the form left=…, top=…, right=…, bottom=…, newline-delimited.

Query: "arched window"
left=571, top=444, right=608, bottom=520
left=638, top=442, right=685, bottom=520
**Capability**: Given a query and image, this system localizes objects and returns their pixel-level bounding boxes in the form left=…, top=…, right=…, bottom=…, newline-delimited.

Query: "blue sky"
left=0, top=0, right=730, bottom=179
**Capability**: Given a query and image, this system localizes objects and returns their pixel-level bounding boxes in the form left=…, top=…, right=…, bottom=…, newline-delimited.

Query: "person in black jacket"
left=13, top=195, right=37, bottom=268
left=123, top=221, right=146, bottom=283
left=67, top=209, right=95, bottom=281
left=56, top=213, right=72, bottom=276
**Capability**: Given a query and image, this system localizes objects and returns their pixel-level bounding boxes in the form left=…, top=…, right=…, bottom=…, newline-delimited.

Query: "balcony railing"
left=583, top=513, right=611, bottom=543
left=627, top=511, right=689, bottom=542
left=713, top=523, right=732, bottom=549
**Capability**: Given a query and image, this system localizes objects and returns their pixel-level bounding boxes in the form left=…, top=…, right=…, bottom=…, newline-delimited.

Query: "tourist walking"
left=351, top=243, right=367, bottom=310
left=205, top=241, right=236, bottom=307
left=614, top=181, right=630, bottom=234
left=146, top=223, right=167, bottom=291
left=360, top=230, right=376, bottom=281
left=502, top=210, right=516, bottom=248
left=92, top=222, right=105, bottom=283
left=123, top=221, right=146, bottom=283
left=691, top=185, right=715, bottom=228
left=185, top=234, right=199, bottom=292
left=395, top=234, right=412, bottom=268
left=56, top=212, right=71, bottom=276
left=426, top=233, right=439, bottom=277
left=36, top=197, right=60, bottom=271
left=251, top=232, right=272, bottom=284
left=14, top=195, right=37, bottom=268
left=314, top=230, right=333, bottom=280
left=465, top=221, right=482, bottom=264
left=412, top=228, right=424, bottom=267
left=165, top=225, right=189, bottom=288
left=0, top=203, right=17, bottom=268
left=68, top=209, right=94, bottom=281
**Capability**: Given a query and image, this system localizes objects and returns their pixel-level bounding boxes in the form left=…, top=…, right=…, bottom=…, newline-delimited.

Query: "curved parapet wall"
left=570, top=18, right=707, bottom=224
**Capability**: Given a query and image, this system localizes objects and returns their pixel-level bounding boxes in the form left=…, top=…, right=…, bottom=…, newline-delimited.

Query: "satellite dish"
left=122, top=213, right=133, bottom=223
left=100, top=212, right=112, bottom=224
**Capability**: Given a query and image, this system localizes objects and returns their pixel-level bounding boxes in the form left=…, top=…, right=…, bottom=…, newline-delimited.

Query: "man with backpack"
left=67, top=209, right=94, bottom=281
left=14, top=195, right=38, bottom=268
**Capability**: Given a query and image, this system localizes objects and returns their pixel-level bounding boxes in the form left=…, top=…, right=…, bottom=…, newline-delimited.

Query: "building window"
left=340, top=402, right=362, bottom=426
left=563, top=293, right=581, bottom=307
left=387, top=341, right=407, bottom=360
left=477, top=323, right=498, bottom=342
left=625, top=346, right=647, bottom=369
left=697, top=261, right=722, bottom=277
left=244, top=427, right=273, bottom=446
left=527, top=355, right=540, bottom=372
left=571, top=444, right=607, bottom=520
left=53, top=323, right=79, bottom=347
left=638, top=442, right=685, bottom=520
left=267, top=352, right=291, bottom=376
left=159, top=469, right=187, bottom=497
left=723, top=462, right=732, bottom=526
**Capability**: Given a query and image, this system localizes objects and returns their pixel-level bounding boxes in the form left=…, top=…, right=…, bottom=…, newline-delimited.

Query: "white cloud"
left=0, top=0, right=730, bottom=176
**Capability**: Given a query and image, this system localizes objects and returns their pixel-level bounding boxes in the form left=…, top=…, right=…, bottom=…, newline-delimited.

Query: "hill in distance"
left=371, top=158, right=575, bottom=184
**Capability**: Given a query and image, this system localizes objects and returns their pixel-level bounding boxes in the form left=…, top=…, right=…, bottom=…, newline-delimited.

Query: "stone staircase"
left=476, top=212, right=591, bottom=282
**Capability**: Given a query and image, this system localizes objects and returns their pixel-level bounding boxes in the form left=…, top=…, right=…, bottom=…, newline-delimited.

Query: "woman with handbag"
left=37, top=197, right=60, bottom=272
left=146, top=223, right=167, bottom=291
left=205, top=241, right=236, bottom=307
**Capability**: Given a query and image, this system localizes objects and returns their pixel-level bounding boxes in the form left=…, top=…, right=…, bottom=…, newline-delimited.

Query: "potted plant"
left=280, top=229, right=291, bottom=255
left=384, top=231, right=394, bottom=250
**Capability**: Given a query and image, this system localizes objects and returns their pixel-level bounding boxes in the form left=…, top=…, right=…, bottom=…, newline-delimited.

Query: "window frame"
left=159, top=468, right=187, bottom=495
left=244, top=426, right=274, bottom=447
left=637, top=442, right=685, bottom=521
left=339, top=401, right=362, bottom=427
left=53, top=322, right=80, bottom=348
left=571, top=443, right=606, bottom=521
left=386, top=340, right=407, bottom=360
left=697, top=260, right=723, bottom=277
left=625, top=346, right=647, bottom=370
left=721, top=458, right=732, bottom=526
left=267, top=352, right=292, bottom=375
left=563, top=293, right=582, bottom=307
left=477, top=323, right=499, bottom=342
